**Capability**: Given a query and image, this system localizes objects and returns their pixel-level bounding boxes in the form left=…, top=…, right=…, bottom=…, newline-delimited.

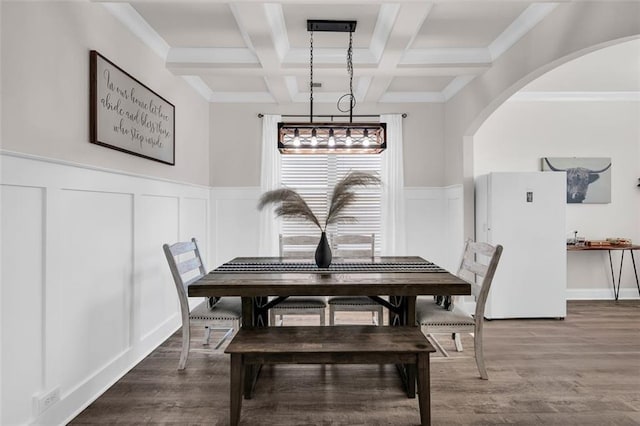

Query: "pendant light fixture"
left=278, top=20, right=386, bottom=154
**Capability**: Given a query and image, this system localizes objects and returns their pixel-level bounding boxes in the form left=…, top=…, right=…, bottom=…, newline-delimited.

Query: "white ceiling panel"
left=101, top=1, right=639, bottom=104
left=131, top=2, right=246, bottom=48
left=411, top=3, right=529, bottom=48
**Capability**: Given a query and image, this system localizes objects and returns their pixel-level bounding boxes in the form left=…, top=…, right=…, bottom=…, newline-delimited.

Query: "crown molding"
left=379, top=91, right=445, bottom=103
left=209, top=91, right=276, bottom=103
left=166, top=48, right=259, bottom=65
left=400, top=48, right=492, bottom=65
left=101, top=3, right=170, bottom=59
left=182, top=76, right=216, bottom=101
left=488, top=3, right=558, bottom=60
left=509, top=91, right=640, bottom=102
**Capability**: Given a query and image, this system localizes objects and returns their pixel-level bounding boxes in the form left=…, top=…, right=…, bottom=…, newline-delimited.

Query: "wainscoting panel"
left=0, top=152, right=210, bottom=426
left=180, top=197, right=209, bottom=264
left=210, top=188, right=261, bottom=267
left=404, top=188, right=446, bottom=266
left=55, top=189, right=134, bottom=394
left=443, top=185, right=464, bottom=272
left=1, top=185, right=45, bottom=426
left=136, top=195, right=179, bottom=342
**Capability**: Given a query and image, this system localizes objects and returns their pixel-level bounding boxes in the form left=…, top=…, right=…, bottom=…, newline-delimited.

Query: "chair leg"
left=178, top=322, right=190, bottom=370
left=269, top=309, right=276, bottom=327
left=426, top=333, right=449, bottom=357
left=453, top=333, right=463, bottom=352
left=329, top=305, right=336, bottom=325
left=214, top=327, right=235, bottom=350
left=374, top=307, right=383, bottom=325
left=203, top=326, right=211, bottom=345
left=474, top=328, right=488, bottom=380
left=319, top=308, right=326, bottom=326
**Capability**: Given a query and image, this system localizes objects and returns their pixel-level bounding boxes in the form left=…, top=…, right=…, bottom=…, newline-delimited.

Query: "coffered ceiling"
left=99, top=1, right=634, bottom=104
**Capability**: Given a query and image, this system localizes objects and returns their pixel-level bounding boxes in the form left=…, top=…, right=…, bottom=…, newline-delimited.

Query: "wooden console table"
left=567, top=245, right=640, bottom=300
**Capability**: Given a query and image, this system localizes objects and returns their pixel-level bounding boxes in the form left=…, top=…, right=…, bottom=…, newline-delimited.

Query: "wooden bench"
left=224, top=325, right=436, bottom=425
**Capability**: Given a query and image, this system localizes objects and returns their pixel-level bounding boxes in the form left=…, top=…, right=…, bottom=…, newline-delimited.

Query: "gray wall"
left=209, top=102, right=445, bottom=187
left=1, top=2, right=210, bottom=185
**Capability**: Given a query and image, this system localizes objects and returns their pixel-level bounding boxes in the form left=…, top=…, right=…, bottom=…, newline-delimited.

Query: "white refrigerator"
left=475, top=172, right=567, bottom=319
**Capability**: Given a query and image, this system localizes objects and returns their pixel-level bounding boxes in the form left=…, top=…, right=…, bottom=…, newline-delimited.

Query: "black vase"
left=315, top=231, right=332, bottom=268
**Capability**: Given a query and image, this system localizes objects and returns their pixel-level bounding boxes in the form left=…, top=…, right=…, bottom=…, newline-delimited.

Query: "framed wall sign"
left=90, top=50, right=175, bottom=165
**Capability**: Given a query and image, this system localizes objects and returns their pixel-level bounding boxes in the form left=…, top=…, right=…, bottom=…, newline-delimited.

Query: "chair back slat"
left=455, top=239, right=503, bottom=318
left=279, top=234, right=320, bottom=258
left=177, top=256, right=203, bottom=276
left=331, top=233, right=375, bottom=259
left=168, top=240, right=197, bottom=257
left=163, top=238, right=207, bottom=313
left=461, top=258, right=488, bottom=277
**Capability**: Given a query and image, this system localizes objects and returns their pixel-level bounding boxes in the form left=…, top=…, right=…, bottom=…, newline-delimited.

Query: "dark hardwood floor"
left=70, top=300, right=640, bottom=425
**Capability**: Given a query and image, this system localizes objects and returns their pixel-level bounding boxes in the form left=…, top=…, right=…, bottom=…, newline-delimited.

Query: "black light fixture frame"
left=278, top=19, right=386, bottom=155
left=307, top=20, right=357, bottom=32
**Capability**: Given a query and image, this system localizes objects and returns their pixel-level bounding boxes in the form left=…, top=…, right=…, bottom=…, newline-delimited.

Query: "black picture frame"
left=90, top=50, right=175, bottom=165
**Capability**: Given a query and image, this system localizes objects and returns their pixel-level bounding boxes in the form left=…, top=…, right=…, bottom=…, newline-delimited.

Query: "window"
left=280, top=154, right=381, bottom=254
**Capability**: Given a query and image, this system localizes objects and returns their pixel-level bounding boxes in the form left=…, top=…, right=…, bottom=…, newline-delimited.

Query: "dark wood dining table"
left=188, top=256, right=470, bottom=398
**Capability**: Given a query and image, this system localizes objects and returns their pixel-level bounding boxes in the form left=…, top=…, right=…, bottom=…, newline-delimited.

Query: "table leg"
left=241, top=297, right=253, bottom=328
left=389, top=296, right=417, bottom=398
left=405, top=296, right=417, bottom=398
left=616, top=251, right=625, bottom=301
left=241, top=297, right=267, bottom=399
left=631, top=251, right=640, bottom=296
left=608, top=250, right=639, bottom=301
left=607, top=251, right=620, bottom=301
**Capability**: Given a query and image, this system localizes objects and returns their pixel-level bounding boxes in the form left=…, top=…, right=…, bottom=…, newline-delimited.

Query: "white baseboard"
left=566, top=288, right=640, bottom=300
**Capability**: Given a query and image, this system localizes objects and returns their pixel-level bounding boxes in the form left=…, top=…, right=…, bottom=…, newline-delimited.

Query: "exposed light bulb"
left=363, top=129, right=370, bottom=146
left=311, top=128, right=318, bottom=146
left=293, top=128, right=300, bottom=146
left=328, top=129, right=335, bottom=147
left=345, top=128, right=352, bottom=146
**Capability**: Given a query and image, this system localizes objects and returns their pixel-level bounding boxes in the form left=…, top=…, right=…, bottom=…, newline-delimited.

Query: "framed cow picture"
left=541, top=157, right=611, bottom=204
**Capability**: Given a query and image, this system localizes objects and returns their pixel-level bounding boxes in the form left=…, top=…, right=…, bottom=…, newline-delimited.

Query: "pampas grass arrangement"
left=258, top=171, right=381, bottom=232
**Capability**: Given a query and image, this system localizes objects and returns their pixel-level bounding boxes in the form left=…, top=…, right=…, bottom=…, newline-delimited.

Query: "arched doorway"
left=472, top=38, right=640, bottom=299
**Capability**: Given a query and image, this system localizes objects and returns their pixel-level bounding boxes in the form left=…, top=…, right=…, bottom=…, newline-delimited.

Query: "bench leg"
left=230, top=354, right=244, bottom=426
left=416, top=353, right=431, bottom=426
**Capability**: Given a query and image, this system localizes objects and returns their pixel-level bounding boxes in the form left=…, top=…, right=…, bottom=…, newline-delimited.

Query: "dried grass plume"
left=258, top=171, right=381, bottom=232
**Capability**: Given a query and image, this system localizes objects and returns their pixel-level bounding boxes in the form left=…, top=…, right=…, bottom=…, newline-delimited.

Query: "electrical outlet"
left=33, top=388, right=60, bottom=415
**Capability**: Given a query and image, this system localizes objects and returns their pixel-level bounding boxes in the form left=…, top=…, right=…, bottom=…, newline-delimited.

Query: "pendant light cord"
left=348, top=30, right=354, bottom=123
left=309, top=29, right=314, bottom=123
left=337, top=30, right=356, bottom=121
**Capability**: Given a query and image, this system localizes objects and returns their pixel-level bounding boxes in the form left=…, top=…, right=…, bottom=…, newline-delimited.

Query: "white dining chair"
left=163, top=238, right=241, bottom=369
left=327, top=233, right=384, bottom=325
left=269, top=235, right=327, bottom=326
left=416, top=239, right=503, bottom=379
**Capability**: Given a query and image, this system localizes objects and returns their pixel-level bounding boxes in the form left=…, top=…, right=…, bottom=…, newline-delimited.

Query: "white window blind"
left=281, top=154, right=382, bottom=254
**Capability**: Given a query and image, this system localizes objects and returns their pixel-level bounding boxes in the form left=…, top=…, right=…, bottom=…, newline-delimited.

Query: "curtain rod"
left=257, top=113, right=407, bottom=119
